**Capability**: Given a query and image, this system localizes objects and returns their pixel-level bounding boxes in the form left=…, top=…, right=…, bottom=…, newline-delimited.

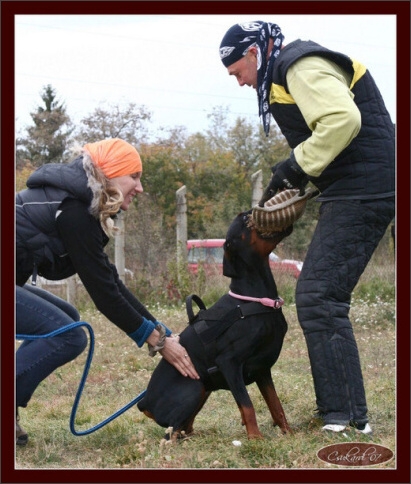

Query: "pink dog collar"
left=228, top=290, right=284, bottom=309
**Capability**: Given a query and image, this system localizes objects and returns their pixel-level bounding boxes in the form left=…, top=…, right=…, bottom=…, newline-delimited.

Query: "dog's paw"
left=164, top=428, right=192, bottom=443
left=247, top=432, right=264, bottom=440
left=275, top=423, right=293, bottom=435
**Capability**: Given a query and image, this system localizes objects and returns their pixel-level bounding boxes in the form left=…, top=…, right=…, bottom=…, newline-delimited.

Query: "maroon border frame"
left=2, top=2, right=410, bottom=483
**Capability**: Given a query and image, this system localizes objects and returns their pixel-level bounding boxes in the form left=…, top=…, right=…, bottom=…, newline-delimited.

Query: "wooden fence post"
left=66, top=275, right=76, bottom=304
left=251, top=169, right=263, bottom=207
left=176, top=186, right=187, bottom=278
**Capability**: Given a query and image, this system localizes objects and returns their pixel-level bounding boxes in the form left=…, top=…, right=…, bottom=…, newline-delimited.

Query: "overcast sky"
left=15, top=14, right=396, bottom=139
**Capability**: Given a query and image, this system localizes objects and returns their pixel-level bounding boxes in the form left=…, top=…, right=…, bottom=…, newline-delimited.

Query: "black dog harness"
left=185, top=293, right=284, bottom=386
left=186, top=293, right=283, bottom=345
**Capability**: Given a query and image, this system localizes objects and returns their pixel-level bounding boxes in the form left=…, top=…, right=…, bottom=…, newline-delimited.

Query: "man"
left=219, top=21, right=395, bottom=435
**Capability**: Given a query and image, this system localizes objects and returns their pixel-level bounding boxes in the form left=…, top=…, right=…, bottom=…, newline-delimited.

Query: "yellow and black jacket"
left=270, top=39, right=395, bottom=200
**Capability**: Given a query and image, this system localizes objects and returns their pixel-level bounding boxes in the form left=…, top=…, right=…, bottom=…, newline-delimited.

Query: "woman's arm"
left=56, top=198, right=148, bottom=333
left=56, top=198, right=199, bottom=379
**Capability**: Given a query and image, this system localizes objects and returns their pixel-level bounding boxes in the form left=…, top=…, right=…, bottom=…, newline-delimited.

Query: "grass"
left=15, top=254, right=396, bottom=470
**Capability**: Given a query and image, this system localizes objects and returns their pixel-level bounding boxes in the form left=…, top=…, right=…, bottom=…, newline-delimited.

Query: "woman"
left=15, top=138, right=199, bottom=445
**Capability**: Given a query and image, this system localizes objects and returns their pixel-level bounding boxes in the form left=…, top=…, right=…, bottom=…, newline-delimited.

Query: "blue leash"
left=16, top=321, right=147, bottom=436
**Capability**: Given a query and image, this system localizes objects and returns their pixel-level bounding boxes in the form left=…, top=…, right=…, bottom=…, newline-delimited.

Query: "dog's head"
left=223, top=210, right=293, bottom=278
left=251, top=188, right=318, bottom=236
left=222, top=189, right=318, bottom=279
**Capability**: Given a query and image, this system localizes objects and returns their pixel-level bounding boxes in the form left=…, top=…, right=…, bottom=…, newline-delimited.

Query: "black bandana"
left=219, top=21, right=284, bottom=136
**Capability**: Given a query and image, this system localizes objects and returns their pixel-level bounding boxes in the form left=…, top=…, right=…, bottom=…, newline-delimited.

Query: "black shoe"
left=16, top=412, right=28, bottom=446
left=312, top=408, right=326, bottom=419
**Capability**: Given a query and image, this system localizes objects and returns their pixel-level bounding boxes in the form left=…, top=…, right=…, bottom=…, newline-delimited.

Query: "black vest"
left=15, top=157, right=103, bottom=285
left=270, top=40, right=395, bottom=200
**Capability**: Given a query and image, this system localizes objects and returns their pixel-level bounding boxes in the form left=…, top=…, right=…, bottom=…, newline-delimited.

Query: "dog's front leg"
left=217, top=360, right=263, bottom=439
left=256, top=371, right=292, bottom=434
left=237, top=403, right=264, bottom=439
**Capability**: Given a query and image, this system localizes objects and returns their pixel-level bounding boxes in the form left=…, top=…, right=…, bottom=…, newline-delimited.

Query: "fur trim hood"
left=26, top=154, right=103, bottom=219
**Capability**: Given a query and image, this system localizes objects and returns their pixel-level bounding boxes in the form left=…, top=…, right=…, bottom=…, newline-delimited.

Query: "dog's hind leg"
left=256, top=371, right=291, bottom=434
left=181, top=390, right=211, bottom=437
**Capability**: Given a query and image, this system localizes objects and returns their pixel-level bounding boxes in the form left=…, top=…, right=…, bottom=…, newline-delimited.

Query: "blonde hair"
left=71, top=143, right=123, bottom=237
left=92, top=162, right=124, bottom=237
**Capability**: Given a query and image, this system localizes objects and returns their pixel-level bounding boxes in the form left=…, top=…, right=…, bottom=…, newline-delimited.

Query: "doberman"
left=137, top=210, right=293, bottom=441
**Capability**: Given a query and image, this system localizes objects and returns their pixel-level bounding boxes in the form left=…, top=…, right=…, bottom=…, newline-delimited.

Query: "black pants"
left=296, top=197, right=395, bottom=426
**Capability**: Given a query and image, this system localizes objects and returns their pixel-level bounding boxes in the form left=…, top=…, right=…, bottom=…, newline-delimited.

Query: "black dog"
left=137, top=211, right=292, bottom=440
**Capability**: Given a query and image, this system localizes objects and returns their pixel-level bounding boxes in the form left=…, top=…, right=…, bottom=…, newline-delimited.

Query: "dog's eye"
left=242, top=214, right=248, bottom=223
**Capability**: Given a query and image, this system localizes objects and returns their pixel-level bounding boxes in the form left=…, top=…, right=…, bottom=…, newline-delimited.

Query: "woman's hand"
left=160, top=336, right=200, bottom=380
left=146, top=330, right=199, bottom=380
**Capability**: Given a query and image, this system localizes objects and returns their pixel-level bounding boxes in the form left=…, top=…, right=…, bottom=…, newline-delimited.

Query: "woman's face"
left=110, top=172, right=143, bottom=210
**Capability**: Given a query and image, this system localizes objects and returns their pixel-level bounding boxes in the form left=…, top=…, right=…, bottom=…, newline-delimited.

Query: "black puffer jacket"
left=16, top=156, right=100, bottom=284
left=270, top=40, right=395, bottom=200
left=15, top=155, right=155, bottom=334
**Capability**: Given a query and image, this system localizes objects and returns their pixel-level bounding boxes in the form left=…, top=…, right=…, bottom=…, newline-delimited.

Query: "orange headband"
left=83, top=138, right=142, bottom=179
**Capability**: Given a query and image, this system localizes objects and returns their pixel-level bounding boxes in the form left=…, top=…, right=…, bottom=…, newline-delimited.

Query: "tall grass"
left=15, top=247, right=396, bottom=470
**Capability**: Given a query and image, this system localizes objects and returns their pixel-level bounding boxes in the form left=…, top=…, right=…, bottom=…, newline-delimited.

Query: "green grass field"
left=15, top=256, right=396, bottom=470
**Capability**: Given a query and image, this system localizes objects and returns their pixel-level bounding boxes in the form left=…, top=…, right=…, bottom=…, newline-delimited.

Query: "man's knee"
left=296, top=278, right=351, bottom=334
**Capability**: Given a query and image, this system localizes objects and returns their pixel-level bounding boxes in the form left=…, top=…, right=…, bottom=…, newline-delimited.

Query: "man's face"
left=227, top=48, right=258, bottom=89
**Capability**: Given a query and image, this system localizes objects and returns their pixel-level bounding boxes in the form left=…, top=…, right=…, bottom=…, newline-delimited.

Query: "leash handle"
left=16, top=322, right=146, bottom=436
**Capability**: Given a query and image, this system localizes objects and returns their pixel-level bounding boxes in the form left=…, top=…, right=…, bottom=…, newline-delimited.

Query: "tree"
left=227, top=117, right=261, bottom=175
left=205, top=105, right=230, bottom=152
left=255, top=123, right=290, bottom=170
left=206, top=107, right=290, bottom=178
left=15, top=163, right=36, bottom=192
left=16, top=85, right=73, bottom=168
left=75, top=102, right=152, bottom=146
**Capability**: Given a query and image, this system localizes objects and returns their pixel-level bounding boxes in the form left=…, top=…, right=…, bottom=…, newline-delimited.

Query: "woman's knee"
left=70, top=327, right=88, bottom=355
left=62, top=326, right=88, bottom=361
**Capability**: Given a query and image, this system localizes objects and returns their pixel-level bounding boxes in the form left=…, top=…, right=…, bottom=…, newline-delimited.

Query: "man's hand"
left=258, top=154, right=309, bottom=207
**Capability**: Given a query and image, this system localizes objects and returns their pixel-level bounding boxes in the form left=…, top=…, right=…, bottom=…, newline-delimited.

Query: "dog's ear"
left=223, top=212, right=251, bottom=278
left=223, top=240, right=239, bottom=278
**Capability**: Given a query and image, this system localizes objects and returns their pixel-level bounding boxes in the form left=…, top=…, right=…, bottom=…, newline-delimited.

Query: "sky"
left=15, top=14, right=397, bottom=140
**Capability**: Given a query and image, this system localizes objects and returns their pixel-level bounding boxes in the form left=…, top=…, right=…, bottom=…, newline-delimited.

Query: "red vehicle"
left=187, top=239, right=225, bottom=275
left=268, top=252, right=303, bottom=279
left=187, top=239, right=303, bottom=278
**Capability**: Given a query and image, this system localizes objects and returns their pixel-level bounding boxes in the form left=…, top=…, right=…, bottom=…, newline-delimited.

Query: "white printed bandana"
left=219, top=21, right=284, bottom=136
